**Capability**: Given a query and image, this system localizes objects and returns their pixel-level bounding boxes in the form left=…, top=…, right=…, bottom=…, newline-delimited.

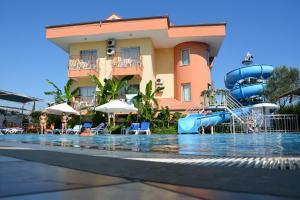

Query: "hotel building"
left=46, top=14, right=226, bottom=111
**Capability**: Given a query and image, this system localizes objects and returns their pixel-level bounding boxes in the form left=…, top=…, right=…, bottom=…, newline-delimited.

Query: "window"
left=79, top=87, right=96, bottom=97
left=182, top=83, right=191, bottom=102
left=120, top=47, right=140, bottom=67
left=80, top=49, right=97, bottom=67
left=120, top=84, right=140, bottom=96
left=181, top=48, right=190, bottom=66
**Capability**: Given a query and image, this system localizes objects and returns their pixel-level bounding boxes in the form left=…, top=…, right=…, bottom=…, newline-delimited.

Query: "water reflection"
left=1, top=133, right=300, bottom=157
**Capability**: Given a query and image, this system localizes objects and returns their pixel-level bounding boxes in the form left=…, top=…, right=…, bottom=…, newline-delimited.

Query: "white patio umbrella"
left=95, top=100, right=138, bottom=125
left=44, top=103, right=80, bottom=115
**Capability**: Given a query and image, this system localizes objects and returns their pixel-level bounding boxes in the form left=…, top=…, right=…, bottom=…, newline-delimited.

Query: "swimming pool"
left=1, top=133, right=300, bottom=157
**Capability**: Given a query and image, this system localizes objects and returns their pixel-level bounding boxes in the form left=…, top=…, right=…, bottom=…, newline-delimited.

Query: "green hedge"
left=151, top=126, right=177, bottom=134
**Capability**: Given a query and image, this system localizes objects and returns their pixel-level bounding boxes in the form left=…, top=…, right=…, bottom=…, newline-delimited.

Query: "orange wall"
left=47, top=18, right=168, bottom=39
left=174, top=42, right=211, bottom=105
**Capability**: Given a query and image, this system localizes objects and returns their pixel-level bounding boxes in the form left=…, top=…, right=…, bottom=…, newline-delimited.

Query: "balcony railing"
left=111, top=54, right=143, bottom=77
left=68, top=55, right=99, bottom=78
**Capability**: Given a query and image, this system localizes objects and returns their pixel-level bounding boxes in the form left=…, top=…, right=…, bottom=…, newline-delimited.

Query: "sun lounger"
left=137, top=122, right=151, bottom=135
left=125, top=123, right=140, bottom=135
left=66, top=125, right=82, bottom=135
left=91, top=122, right=109, bottom=135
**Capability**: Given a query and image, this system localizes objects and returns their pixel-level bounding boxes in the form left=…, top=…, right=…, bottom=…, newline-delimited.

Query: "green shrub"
left=92, top=111, right=107, bottom=127
left=151, top=125, right=177, bottom=134
left=279, top=103, right=300, bottom=115
left=110, top=125, right=125, bottom=134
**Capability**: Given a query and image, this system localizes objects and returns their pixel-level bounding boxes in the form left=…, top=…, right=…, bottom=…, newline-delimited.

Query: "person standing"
left=61, top=112, right=68, bottom=134
left=39, top=113, right=48, bottom=134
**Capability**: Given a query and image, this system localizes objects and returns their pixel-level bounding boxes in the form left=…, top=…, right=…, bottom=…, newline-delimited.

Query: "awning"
left=0, top=90, right=41, bottom=104
left=278, top=87, right=300, bottom=98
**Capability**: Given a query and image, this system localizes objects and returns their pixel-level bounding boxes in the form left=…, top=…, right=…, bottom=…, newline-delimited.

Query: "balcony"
left=68, top=55, right=99, bottom=78
left=111, top=55, right=143, bottom=77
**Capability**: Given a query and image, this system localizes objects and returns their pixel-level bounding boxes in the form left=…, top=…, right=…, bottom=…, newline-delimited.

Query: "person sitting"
left=46, top=123, right=55, bottom=134
left=80, top=127, right=93, bottom=136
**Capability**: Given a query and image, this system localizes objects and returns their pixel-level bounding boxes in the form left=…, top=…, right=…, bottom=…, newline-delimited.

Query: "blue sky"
left=0, top=0, right=299, bottom=104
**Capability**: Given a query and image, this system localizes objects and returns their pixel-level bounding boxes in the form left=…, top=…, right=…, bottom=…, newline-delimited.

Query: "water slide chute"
left=178, top=64, right=274, bottom=134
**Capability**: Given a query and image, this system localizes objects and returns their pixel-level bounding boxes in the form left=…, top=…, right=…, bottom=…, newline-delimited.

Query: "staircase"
left=224, top=92, right=254, bottom=132
left=184, top=90, right=254, bottom=133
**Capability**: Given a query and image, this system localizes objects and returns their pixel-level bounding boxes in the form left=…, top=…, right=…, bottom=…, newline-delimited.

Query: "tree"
left=134, top=80, right=164, bottom=107
left=89, top=75, right=109, bottom=105
left=157, top=106, right=171, bottom=128
left=132, top=80, right=164, bottom=122
left=44, top=79, right=65, bottom=104
left=263, top=66, right=300, bottom=106
left=89, top=75, right=133, bottom=105
left=105, top=75, right=134, bottom=100
left=44, top=79, right=78, bottom=104
left=63, top=79, right=79, bottom=104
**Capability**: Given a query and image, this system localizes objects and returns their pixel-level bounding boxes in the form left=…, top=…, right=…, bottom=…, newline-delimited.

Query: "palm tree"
left=106, top=75, right=134, bottom=100
left=44, top=79, right=78, bottom=104
left=134, top=80, right=164, bottom=107
left=44, top=79, right=65, bottom=104
left=132, top=80, right=164, bottom=122
left=89, top=75, right=109, bottom=105
left=89, top=75, right=133, bottom=105
left=63, top=79, right=79, bottom=104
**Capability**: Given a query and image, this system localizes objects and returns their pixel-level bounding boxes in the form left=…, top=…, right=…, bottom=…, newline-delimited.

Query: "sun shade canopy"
left=0, top=90, right=41, bottom=104
left=44, top=103, right=80, bottom=115
left=278, top=87, right=300, bottom=98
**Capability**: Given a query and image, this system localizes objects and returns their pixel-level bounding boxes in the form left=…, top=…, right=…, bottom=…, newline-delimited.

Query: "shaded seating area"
left=0, top=90, right=41, bottom=133
left=278, top=86, right=300, bottom=103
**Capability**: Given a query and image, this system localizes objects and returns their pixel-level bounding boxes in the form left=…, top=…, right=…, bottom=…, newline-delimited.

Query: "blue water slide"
left=177, top=64, right=274, bottom=134
left=178, top=107, right=251, bottom=134
left=230, top=83, right=267, bottom=100
left=224, top=65, right=273, bottom=89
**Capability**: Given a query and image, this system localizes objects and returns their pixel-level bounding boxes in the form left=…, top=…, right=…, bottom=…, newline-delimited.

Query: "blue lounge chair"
left=138, top=122, right=151, bottom=135
left=126, top=123, right=140, bottom=135
left=83, top=122, right=92, bottom=128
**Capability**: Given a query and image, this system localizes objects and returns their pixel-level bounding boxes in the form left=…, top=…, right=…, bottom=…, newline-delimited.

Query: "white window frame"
left=79, top=86, right=96, bottom=97
left=181, top=83, right=191, bottom=102
left=180, top=48, right=190, bottom=66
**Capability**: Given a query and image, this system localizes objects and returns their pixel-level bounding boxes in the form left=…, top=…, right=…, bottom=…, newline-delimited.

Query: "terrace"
left=111, top=52, right=143, bottom=78
left=68, top=55, right=99, bottom=78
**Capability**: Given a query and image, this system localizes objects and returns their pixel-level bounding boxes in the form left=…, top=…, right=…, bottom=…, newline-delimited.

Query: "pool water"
left=1, top=133, right=300, bottom=157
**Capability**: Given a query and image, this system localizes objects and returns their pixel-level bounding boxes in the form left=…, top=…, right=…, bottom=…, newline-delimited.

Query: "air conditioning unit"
left=155, top=78, right=164, bottom=89
left=106, top=47, right=115, bottom=55
left=107, top=39, right=116, bottom=47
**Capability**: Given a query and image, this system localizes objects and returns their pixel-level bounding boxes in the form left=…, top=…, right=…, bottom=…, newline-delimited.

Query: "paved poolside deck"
left=0, top=142, right=299, bottom=199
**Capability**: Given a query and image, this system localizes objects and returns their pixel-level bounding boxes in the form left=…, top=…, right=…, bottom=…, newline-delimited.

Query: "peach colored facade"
left=46, top=15, right=226, bottom=111
left=174, top=42, right=211, bottom=109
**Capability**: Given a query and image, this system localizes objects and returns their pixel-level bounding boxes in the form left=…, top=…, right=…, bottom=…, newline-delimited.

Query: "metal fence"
left=215, top=114, right=299, bottom=133
left=261, top=114, right=299, bottom=133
